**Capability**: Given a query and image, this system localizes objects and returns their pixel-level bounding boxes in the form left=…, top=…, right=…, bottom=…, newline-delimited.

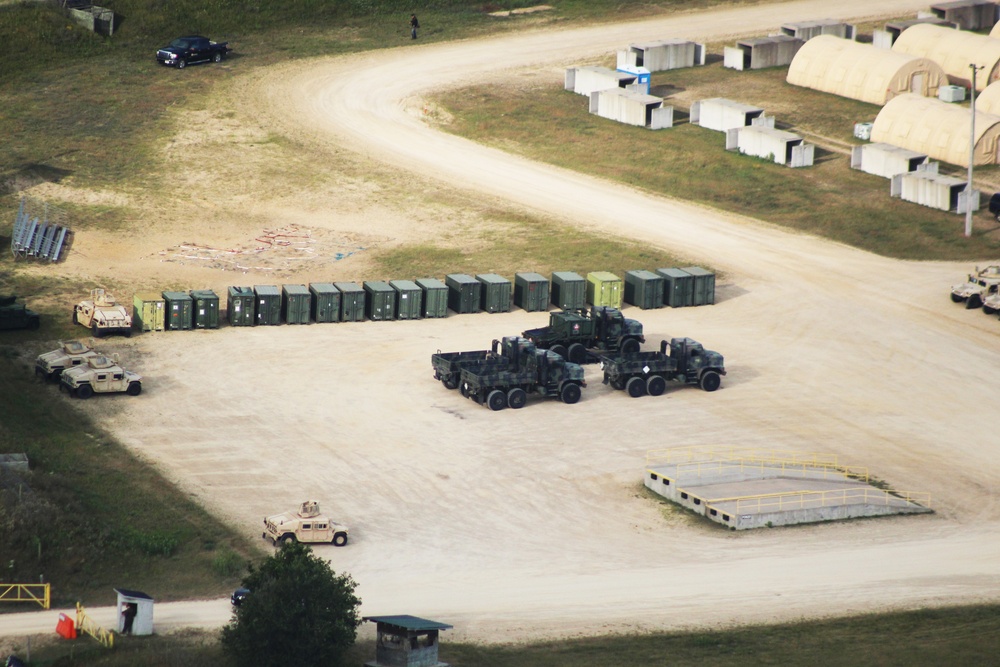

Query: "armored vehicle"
left=951, top=265, right=1000, bottom=309
left=262, top=500, right=349, bottom=547
left=74, top=289, right=133, bottom=337
left=521, top=306, right=644, bottom=363
left=59, top=355, right=142, bottom=398
left=983, top=290, right=1000, bottom=315
left=431, top=337, right=533, bottom=389
left=0, top=295, right=40, bottom=331
left=600, top=338, right=726, bottom=397
left=459, top=336, right=586, bottom=410
left=35, top=339, right=98, bottom=381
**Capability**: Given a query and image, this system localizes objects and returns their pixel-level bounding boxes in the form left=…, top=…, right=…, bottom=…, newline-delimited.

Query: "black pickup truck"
left=156, top=36, right=230, bottom=69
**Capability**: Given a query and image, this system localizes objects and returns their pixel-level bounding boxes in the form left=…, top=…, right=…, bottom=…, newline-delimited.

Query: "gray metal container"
left=334, top=282, right=365, bottom=322
left=309, top=283, right=340, bottom=323
left=364, top=281, right=396, bottom=321
left=189, top=289, right=220, bottom=328
left=551, top=271, right=586, bottom=310
left=253, top=285, right=282, bottom=325
left=227, top=286, right=256, bottom=326
left=624, top=270, right=665, bottom=310
left=282, top=284, right=311, bottom=325
left=514, top=272, right=549, bottom=312
left=162, top=291, right=193, bottom=330
left=445, top=274, right=481, bottom=314
left=416, top=278, right=448, bottom=318
left=656, top=268, right=694, bottom=307
left=390, top=279, right=423, bottom=320
left=680, top=266, right=716, bottom=305
left=476, top=273, right=512, bottom=313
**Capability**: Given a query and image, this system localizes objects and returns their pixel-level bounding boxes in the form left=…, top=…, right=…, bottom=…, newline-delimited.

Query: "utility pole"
left=966, top=64, right=983, bottom=237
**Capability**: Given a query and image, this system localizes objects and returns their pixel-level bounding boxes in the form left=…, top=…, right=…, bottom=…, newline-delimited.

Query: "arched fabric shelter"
left=786, top=35, right=947, bottom=104
left=892, top=23, right=1000, bottom=91
left=871, top=93, right=1000, bottom=166
left=974, top=81, right=1000, bottom=116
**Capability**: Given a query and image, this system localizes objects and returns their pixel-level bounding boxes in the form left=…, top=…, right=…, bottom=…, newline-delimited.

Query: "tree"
left=221, top=542, right=361, bottom=667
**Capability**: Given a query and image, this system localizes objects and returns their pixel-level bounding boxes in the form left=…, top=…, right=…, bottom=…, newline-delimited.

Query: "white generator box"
left=853, top=122, right=873, bottom=140
left=938, top=85, right=966, bottom=103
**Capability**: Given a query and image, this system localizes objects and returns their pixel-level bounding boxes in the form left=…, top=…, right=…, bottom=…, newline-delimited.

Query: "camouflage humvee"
left=74, top=288, right=132, bottom=337
left=59, top=355, right=142, bottom=399
left=35, top=339, right=98, bottom=381
left=262, top=500, right=349, bottom=547
left=951, top=265, right=1000, bottom=309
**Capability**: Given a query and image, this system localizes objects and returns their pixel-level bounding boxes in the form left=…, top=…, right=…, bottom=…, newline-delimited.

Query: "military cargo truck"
left=35, top=339, right=98, bottom=381
left=431, top=337, right=530, bottom=389
left=459, top=336, right=586, bottom=410
left=0, top=295, right=40, bottom=331
left=59, top=355, right=142, bottom=398
left=521, top=306, right=644, bottom=364
left=951, top=265, right=1000, bottom=309
left=262, top=500, right=349, bottom=547
left=74, top=289, right=132, bottom=337
left=600, top=338, right=726, bottom=397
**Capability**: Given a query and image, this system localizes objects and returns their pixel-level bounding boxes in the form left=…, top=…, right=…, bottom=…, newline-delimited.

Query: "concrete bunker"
left=850, top=142, right=930, bottom=178
left=616, top=39, right=706, bottom=72
left=726, top=125, right=815, bottom=167
left=644, top=447, right=932, bottom=530
left=891, top=167, right=981, bottom=213
left=723, top=34, right=803, bottom=71
left=590, top=88, right=674, bottom=129
left=690, top=98, right=764, bottom=132
left=564, top=66, right=637, bottom=96
left=780, top=19, right=856, bottom=40
left=930, top=0, right=999, bottom=30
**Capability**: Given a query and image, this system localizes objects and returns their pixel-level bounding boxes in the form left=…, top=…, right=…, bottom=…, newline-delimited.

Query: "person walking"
left=410, top=14, right=419, bottom=40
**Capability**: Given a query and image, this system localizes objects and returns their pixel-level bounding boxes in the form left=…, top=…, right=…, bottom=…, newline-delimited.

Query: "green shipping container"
left=416, top=278, right=448, bottom=318
left=476, top=273, right=512, bottom=313
left=656, top=268, right=694, bottom=307
left=587, top=271, right=623, bottom=309
left=390, top=280, right=423, bottom=320
left=227, top=286, right=256, bottom=326
left=334, top=282, right=365, bottom=322
left=514, top=272, right=549, bottom=312
left=551, top=271, right=586, bottom=310
left=309, top=283, right=340, bottom=323
left=254, top=285, right=282, bottom=326
left=624, top=270, right=665, bottom=310
left=364, top=281, right=396, bottom=321
left=445, top=274, right=481, bottom=314
left=162, top=291, right=193, bottom=330
left=133, top=293, right=165, bottom=332
left=189, top=289, right=220, bottom=329
left=282, top=284, right=311, bottom=325
left=681, top=266, right=716, bottom=306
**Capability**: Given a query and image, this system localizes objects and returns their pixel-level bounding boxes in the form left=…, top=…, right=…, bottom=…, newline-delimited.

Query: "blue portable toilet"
left=617, top=64, right=651, bottom=94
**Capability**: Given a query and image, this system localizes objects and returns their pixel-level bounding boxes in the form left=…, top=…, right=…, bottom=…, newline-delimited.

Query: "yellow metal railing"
left=0, top=583, right=50, bottom=609
left=645, top=446, right=841, bottom=467
left=665, top=459, right=870, bottom=483
left=77, top=602, right=115, bottom=648
left=706, top=488, right=932, bottom=514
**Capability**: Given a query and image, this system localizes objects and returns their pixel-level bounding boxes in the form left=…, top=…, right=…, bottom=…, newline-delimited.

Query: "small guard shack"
left=114, top=589, right=153, bottom=636
left=363, top=615, right=452, bottom=667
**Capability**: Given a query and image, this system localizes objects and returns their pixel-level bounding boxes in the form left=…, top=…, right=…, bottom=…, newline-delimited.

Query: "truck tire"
left=127, top=382, right=142, bottom=396
left=984, top=304, right=997, bottom=315
left=699, top=370, right=721, bottom=392
left=213, top=52, right=223, bottom=63
left=626, top=376, right=646, bottom=398
left=487, top=389, right=508, bottom=411
left=620, top=338, right=640, bottom=355
left=950, top=293, right=963, bottom=303
left=91, top=323, right=102, bottom=338
left=442, top=375, right=459, bottom=390
left=966, top=294, right=983, bottom=309
left=76, top=384, right=93, bottom=399
left=646, top=375, right=667, bottom=397
left=72, top=309, right=78, bottom=324
left=333, top=532, right=348, bottom=547
left=560, top=382, right=582, bottom=404
left=568, top=343, right=586, bottom=364
left=460, top=382, right=471, bottom=398
left=507, top=387, right=527, bottom=409
left=177, top=58, right=187, bottom=69
left=280, top=534, right=296, bottom=545
left=550, top=344, right=567, bottom=360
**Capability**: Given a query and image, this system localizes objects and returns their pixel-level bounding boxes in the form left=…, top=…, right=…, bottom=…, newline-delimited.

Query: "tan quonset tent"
left=786, top=35, right=947, bottom=104
left=975, top=81, right=1000, bottom=115
left=871, top=93, right=1000, bottom=166
left=992, top=21, right=1000, bottom=39
left=892, top=23, right=1000, bottom=91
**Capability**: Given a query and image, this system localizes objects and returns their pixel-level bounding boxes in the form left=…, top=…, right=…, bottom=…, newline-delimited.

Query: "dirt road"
left=6, top=0, right=1000, bottom=645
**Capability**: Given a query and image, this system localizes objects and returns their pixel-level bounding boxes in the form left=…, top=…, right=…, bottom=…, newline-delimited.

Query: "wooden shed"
left=115, top=589, right=153, bottom=636
left=363, top=615, right=453, bottom=667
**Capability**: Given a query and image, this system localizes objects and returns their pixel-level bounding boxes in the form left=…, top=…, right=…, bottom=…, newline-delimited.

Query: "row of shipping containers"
left=132, top=268, right=715, bottom=331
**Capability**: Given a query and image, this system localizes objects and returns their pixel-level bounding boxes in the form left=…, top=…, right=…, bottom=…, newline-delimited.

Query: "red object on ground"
left=56, top=613, right=77, bottom=639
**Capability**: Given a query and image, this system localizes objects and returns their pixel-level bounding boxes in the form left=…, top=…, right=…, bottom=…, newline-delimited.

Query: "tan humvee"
left=35, top=339, right=99, bottom=381
left=262, top=500, right=349, bottom=547
left=74, top=289, right=133, bottom=338
left=59, top=355, right=142, bottom=399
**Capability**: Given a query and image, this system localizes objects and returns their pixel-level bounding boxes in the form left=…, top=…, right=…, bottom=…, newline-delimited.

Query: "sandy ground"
left=5, top=0, right=1000, bottom=647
